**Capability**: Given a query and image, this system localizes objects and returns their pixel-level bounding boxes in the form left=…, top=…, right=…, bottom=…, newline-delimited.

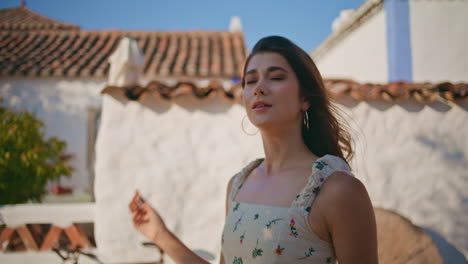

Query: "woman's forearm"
left=154, top=229, right=209, bottom=264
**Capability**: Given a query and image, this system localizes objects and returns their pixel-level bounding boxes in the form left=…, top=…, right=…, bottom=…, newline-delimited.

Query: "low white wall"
left=335, top=97, right=468, bottom=258
left=0, top=78, right=106, bottom=195
left=0, top=251, right=99, bottom=264
left=94, top=92, right=263, bottom=263
left=0, top=203, right=95, bottom=227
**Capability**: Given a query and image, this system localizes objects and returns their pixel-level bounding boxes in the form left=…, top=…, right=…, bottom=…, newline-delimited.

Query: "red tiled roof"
left=0, top=6, right=246, bottom=79
left=0, top=6, right=80, bottom=31
left=326, top=79, right=468, bottom=103
left=0, top=30, right=246, bottom=78
left=1, top=6, right=466, bottom=104
left=102, top=79, right=468, bottom=103
left=102, top=79, right=243, bottom=101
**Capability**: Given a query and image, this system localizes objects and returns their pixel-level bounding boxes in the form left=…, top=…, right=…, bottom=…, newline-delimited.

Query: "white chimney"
left=108, top=36, right=144, bottom=87
left=229, top=16, right=242, bottom=32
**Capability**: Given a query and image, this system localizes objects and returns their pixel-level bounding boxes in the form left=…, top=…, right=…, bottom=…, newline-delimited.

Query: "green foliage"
left=0, top=102, right=73, bottom=204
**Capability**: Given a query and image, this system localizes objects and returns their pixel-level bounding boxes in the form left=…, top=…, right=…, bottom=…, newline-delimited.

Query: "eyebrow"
left=245, top=66, right=288, bottom=75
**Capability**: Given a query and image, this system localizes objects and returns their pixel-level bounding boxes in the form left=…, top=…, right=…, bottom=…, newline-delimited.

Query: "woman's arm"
left=318, top=172, right=378, bottom=264
left=129, top=191, right=209, bottom=264
left=152, top=229, right=208, bottom=264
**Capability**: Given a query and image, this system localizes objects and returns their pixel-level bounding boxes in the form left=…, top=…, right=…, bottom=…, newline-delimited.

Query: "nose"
left=253, top=79, right=268, bottom=96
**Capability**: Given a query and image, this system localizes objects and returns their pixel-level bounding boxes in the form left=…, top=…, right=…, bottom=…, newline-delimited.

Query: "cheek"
left=242, top=89, right=253, bottom=114
left=275, top=82, right=302, bottom=110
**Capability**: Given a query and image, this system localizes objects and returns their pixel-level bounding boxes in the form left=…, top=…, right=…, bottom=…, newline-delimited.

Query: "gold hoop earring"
left=241, top=115, right=258, bottom=136
left=303, top=110, right=310, bottom=131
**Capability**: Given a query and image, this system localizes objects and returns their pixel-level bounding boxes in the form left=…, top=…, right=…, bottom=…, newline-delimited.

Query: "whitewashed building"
left=1, top=1, right=468, bottom=263
left=312, top=0, right=468, bottom=260
left=0, top=4, right=250, bottom=264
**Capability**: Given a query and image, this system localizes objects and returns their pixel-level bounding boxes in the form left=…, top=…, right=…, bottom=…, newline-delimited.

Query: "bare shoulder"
left=317, top=171, right=375, bottom=231
left=321, top=171, right=369, bottom=203
left=319, top=171, right=378, bottom=263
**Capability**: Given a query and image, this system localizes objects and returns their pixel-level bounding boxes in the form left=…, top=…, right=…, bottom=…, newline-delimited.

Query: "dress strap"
left=228, top=159, right=264, bottom=203
left=291, top=154, right=353, bottom=209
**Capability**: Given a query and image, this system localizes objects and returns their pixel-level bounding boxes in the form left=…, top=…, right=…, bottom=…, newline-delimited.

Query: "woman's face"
left=243, top=52, right=308, bottom=130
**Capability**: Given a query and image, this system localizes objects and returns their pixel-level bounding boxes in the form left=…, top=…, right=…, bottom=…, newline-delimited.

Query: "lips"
left=252, top=101, right=272, bottom=109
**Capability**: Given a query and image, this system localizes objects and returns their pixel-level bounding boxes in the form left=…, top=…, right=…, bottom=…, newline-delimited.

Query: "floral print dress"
left=221, top=155, right=354, bottom=264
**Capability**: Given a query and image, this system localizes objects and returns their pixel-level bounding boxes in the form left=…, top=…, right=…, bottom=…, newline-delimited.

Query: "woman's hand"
left=129, top=191, right=167, bottom=244
left=129, top=191, right=209, bottom=264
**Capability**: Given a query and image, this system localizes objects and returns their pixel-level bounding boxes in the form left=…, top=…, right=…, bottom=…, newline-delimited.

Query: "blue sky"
left=1, top=0, right=365, bottom=52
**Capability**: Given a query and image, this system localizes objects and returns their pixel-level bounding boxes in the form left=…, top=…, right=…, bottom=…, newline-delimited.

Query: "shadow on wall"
left=421, top=227, right=467, bottom=264
left=415, top=134, right=468, bottom=168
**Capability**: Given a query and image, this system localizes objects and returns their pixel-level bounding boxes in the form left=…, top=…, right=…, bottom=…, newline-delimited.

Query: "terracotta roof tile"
left=0, top=31, right=246, bottom=78
left=0, top=6, right=246, bottom=79
left=3, top=6, right=464, bottom=104
left=0, top=7, right=80, bottom=31
left=324, top=79, right=468, bottom=103
left=102, top=79, right=467, bottom=103
left=102, top=79, right=242, bottom=101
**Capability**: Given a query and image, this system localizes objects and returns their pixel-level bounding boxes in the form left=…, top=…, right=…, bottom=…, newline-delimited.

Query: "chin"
left=251, top=118, right=280, bottom=130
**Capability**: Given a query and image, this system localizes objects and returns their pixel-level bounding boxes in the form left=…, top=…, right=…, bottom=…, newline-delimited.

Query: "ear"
left=301, top=97, right=310, bottom=112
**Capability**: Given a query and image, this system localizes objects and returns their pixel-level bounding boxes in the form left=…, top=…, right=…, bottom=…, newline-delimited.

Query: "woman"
left=129, top=36, right=378, bottom=264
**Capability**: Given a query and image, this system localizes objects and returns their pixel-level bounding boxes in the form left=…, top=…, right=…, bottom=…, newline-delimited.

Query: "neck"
left=259, top=121, right=317, bottom=176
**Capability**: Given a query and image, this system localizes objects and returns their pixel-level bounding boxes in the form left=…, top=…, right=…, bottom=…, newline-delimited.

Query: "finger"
left=138, top=210, right=147, bottom=216
left=129, top=193, right=139, bottom=212
left=135, top=209, right=147, bottom=221
left=131, top=192, right=146, bottom=210
left=133, top=213, right=141, bottom=225
left=129, top=201, right=138, bottom=212
left=142, top=203, right=153, bottom=212
left=141, top=215, right=149, bottom=222
left=132, top=210, right=142, bottom=220
left=136, top=193, right=145, bottom=207
left=133, top=209, right=144, bottom=220
left=134, top=211, right=148, bottom=224
left=135, top=210, right=143, bottom=220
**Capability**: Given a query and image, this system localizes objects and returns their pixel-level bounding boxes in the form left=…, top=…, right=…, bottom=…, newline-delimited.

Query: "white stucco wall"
left=334, top=97, right=468, bottom=258
left=409, top=1, right=468, bottom=83
left=315, top=10, right=388, bottom=83
left=94, top=92, right=263, bottom=263
left=0, top=78, right=105, bottom=195
left=94, top=89, right=468, bottom=262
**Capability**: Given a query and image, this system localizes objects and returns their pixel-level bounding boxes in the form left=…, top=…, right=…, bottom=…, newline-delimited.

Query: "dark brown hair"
left=242, top=36, right=354, bottom=163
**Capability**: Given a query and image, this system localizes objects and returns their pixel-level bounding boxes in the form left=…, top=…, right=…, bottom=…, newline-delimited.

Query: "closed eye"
left=246, top=80, right=257, bottom=84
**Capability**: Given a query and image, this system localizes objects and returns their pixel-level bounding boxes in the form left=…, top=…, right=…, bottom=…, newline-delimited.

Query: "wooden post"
left=64, top=224, right=91, bottom=250
left=16, top=225, right=39, bottom=250
left=40, top=225, right=62, bottom=251
left=0, top=227, right=15, bottom=250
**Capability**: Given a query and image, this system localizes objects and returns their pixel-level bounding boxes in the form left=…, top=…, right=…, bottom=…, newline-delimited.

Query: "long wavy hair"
left=242, top=36, right=354, bottom=163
